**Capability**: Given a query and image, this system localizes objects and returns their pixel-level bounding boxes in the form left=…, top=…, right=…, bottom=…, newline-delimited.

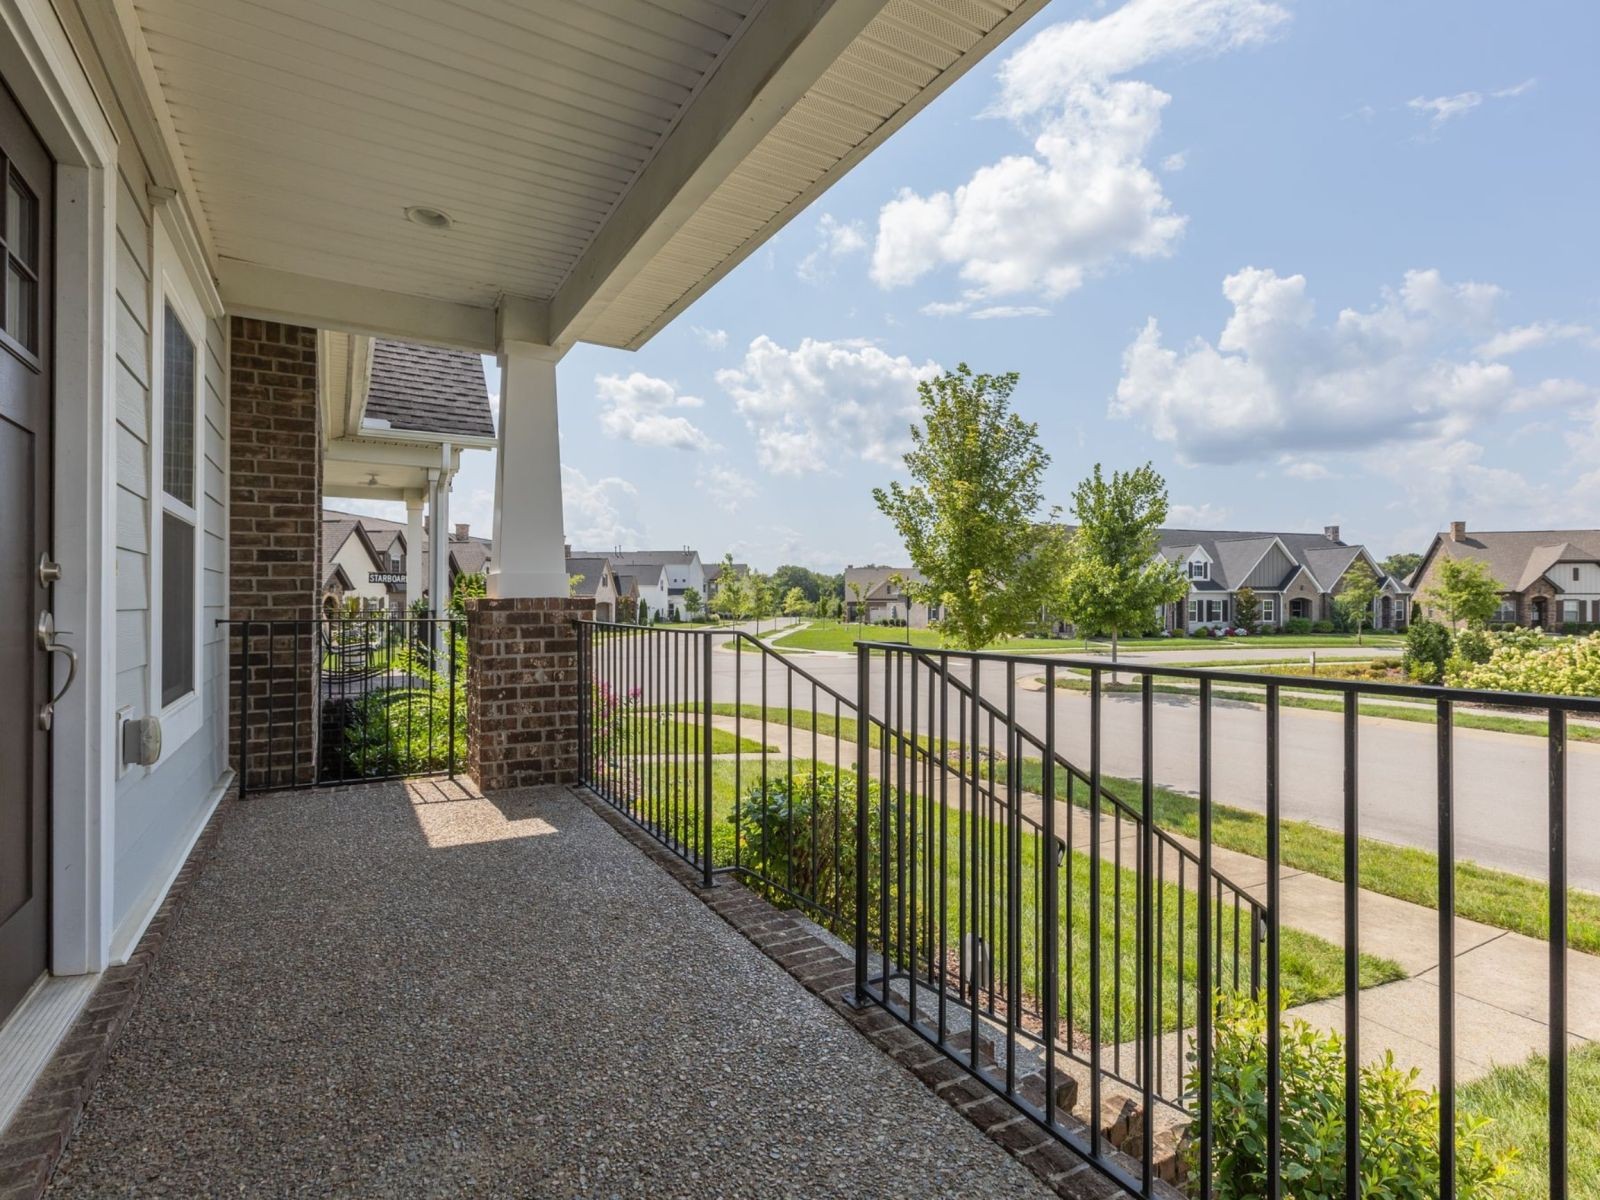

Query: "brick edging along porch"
left=572, top=786, right=1136, bottom=1200
left=0, top=795, right=235, bottom=1198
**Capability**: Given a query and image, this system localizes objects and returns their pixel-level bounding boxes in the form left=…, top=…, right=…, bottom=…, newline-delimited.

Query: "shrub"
left=1284, top=617, right=1313, bottom=635
left=1455, top=626, right=1495, bottom=665
left=1193, top=994, right=1514, bottom=1199
left=1311, top=620, right=1336, bottom=634
left=1403, top=618, right=1452, bottom=683
left=735, top=768, right=884, bottom=936
left=1446, top=630, right=1600, bottom=695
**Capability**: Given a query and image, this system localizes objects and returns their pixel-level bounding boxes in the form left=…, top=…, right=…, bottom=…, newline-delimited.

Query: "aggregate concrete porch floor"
left=47, top=780, right=1053, bottom=1199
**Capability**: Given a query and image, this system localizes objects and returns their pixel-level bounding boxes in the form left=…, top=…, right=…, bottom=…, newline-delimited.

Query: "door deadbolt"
left=37, top=554, right=62, bottom=587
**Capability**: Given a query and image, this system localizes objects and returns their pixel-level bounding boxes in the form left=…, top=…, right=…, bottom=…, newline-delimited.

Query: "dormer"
left=1184, top=547, right=1213, bottom=582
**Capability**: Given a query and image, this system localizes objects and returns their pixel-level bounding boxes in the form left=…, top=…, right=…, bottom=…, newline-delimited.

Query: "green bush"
left=1193, top=994, right=1514, bottom=1198
left=1311, top=620, right=1336, bottom=634
left=1284, top=617, right=1313, bottom=635
left=1455, top=626, right=1495, bottom=665
left=735, top=768, right=883, bottom=936
left=1403, top=618, right=1452, bottom=683
left=333, top=628, right=467, bottom=777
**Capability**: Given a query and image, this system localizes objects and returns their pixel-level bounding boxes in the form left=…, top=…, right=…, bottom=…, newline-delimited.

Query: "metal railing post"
left=850, top=641, right=870, bottom=1005
left=701, top=631, right=715, bottom=888
left=447, top=616, right=458, bottom=780
left=237, top=622, right=250, bottom=799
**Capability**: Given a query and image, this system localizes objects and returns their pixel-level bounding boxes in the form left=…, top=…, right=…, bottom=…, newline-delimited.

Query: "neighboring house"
left=1143, top=526, right=1408, bottom=633
left=578, top=550, right=704, bottom=620
left=566, top=555, right=619, bottom=622
left=702, top=560, right=749, bottom=594
left=843, top=566, right=941, bottom=627
left=323, top=509, right=492, bottom=611
left=321, top=516, right=407, bottom=614
left=1411, top=521, right=1600, bottom=630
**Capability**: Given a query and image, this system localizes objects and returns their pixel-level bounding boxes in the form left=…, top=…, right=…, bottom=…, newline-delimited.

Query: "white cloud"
left=695, top=463, right=758, bottom=513
left=1282, top=459, right=1335, bottom=481
left=920, top=300, right=971, bottom=318
left=1111, top=266, right=1593, bottom=464
left=798, top=213, right=868, bottom=283
left=692, top=325, right=728, bottom=350
left=595, top=371, right=712, bottom=452
left=1368, top=438, right=1554, bottom=527
left=1161, top=151, right=1188, bottom=172
left=716, top=336, right=941, bottom=475
left=970, top=305, right=1052, bottom=320
left=562, top=465, right=644, bottom=549
left=1476, top=321, right=1594, bottom=359
left=1169, top=502, right=1228, bottom=525
left=1408, top=78, right=1536, bottom=127
left=871, top=0, right=1285, bottom=302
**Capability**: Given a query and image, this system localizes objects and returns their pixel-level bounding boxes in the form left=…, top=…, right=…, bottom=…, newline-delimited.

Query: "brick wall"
left=466, top=597, right=593, bottom=790
left=228, top=318, right=320, bottom=789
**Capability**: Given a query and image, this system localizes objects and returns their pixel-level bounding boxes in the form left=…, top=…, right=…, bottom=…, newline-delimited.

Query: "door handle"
left=35, top=611, right=79, bottom=731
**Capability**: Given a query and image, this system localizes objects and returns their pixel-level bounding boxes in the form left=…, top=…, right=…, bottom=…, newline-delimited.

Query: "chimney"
left=454, top=522, right=468, bottom=541
left=564, top=542, right=572, bottom=557
left=1323, top=525, right=1340, bottom=543
left=1449, top=520, right=1467, bottom=543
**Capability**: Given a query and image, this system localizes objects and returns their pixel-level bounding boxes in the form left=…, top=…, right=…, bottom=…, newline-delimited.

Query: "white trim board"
left=0, top=973, right=97, bottom=1136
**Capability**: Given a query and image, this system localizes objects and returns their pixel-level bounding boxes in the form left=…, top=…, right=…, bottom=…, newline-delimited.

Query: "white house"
left=0, top=0, right=1051, bottom=1168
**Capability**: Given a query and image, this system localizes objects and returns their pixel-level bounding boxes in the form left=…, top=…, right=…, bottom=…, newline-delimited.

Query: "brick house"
left=1411, top=520, right=1600, bottom=630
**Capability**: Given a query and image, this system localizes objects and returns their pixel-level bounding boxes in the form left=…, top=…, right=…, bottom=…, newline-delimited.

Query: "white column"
left=405, top=491, right=425, bottom=612
left=488, top=343, right=569, bottom=598
left=434, top=473, right=451, bottom=614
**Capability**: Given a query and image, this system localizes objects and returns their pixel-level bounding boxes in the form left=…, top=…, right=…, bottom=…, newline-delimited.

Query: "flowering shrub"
left=1447, top=630, right=1600, bottom=696
left=589, top=681, right=641, bottom=788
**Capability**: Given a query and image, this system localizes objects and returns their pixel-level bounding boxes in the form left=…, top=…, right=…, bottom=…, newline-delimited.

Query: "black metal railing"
left=575, top=621, right=1587, bottom=1198
left=223, top=614, right=464, bottom=795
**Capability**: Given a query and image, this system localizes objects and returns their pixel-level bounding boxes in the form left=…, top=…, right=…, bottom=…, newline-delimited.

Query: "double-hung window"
left=1260, top=596, right=1277, bottom=624
left=149, top=218, right=209, bottom=760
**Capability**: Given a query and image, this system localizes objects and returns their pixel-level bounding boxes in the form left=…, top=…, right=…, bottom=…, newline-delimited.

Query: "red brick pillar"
left=465, top=597, right=593, bottom=790
left=228, top=318, right=321, bottom=789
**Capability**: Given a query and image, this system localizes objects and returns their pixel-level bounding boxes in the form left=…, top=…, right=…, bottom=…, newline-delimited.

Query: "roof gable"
left=365, top=340, right=494, bottom=439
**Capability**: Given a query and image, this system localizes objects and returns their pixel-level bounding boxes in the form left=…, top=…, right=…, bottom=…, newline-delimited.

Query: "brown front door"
left=0, top=76, right=53, bottom=1023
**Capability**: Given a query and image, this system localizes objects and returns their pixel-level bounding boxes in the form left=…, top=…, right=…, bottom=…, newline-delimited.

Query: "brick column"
left=466, top=597, right=593, bottom=790
left=228, top=318, right=321, bottom=789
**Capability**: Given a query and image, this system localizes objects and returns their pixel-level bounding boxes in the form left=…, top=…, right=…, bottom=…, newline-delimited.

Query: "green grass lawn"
left=1081, top=633, right=1406, bottom=652
left=597, top=753, right=1400, bottom=1036
left=614, top=715, right=772, bottom=755
left=769, top=620, right=1085, bottom=654
left=690, top=701, right=1600, bottom=953
left=1461, top=1042, right=1600, bottom=1199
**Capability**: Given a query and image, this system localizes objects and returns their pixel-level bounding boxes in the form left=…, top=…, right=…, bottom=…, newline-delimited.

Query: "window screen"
left=162, top=303, right=197, bottom=506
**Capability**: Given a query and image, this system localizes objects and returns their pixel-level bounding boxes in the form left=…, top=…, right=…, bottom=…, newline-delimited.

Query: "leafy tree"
left=1334, top=559, right=1382, bottom=644
left=1234, top=586, right=1260, bottom=634
left=847, top=580, right=866, bottom=626
left=781, top=586, right=809, bottom=617
left=1403, top=619, right=1452, bottom=684
left=616, top=593, right=638, bottom=624
left=744, top=571, right=775, bottom=634
left=568, top=573, right=585, bottom=597
left=769, top=565, right=839, bottom=604
left=712, top=553, right=746, bottom=620
left=1380, top=551, right=1423, bottom=584
left=682, top=587, right=703, bottom=622
left=872, top=364, right=1064, bottom=650
left=637, top=598, right=650, bottom=626
left=1056, top=463, right=1188, bottom=665
left=886, top=572, right=912, bottom=642
left=1423, top=557, right=1503, bottom=630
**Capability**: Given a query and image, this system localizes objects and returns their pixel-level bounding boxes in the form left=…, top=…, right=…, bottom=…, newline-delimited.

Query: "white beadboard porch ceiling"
left=128, top=0, right=1044, bottom=350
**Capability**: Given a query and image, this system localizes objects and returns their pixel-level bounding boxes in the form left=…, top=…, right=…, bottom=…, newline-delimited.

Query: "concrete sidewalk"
left=702, top=713, right=1600, bottom=1087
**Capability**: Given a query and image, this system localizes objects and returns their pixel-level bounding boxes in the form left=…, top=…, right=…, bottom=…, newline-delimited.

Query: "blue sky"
left=445, top=0, right=1599, bottom=572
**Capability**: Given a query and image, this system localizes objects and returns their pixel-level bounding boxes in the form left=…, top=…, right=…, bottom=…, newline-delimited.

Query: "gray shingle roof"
left=1143, top=527, right=1380, bottom=593
left=577, top=549, right=699, bottom=568
left=1421, top=530, right=1600, bottom=593
left=364, top=340, right=494, bottom=439
left=566, top=556, right=611, bottom=597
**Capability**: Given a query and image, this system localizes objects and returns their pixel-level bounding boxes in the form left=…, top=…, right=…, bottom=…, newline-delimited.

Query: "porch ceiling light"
left=404, top=205, right=453, bottom=230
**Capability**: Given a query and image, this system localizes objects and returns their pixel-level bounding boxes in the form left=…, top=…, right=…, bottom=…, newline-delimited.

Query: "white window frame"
left=1187, top=599, right=1200, bottom=623
left=1260, top=596, right=1277, bottom=624
left=146, top=220, right=207, bottom=766
left=1188, top=559, right=1209, bottom=581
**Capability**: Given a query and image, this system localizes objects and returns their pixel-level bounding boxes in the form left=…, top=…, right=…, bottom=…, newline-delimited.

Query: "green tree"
left=1056, top=463, right=1188, bottom=666
left=886, top=572, right=912, bottom=642
left=713, top=553, right=746, bottom=620
left=1381, top=551, right=1423, bottom=584
left=617, top=593, right=638, bottom=624
left=781, top=586, right=809, bottom=618
left=746, top=572, right=775, bottom=634
left=847, top=580, right=866, bottom=626
left=872, top=364, right=1064, bottom=650
left=682, top=587, right=703, bottom=622
left=637, top=598, right=650, bottom=626
left=1424, top=557, right=1503, bottom=630
left=1334, top=559, right=1382, bottom=644
left=1234, top=586, right=1260, bottom=634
